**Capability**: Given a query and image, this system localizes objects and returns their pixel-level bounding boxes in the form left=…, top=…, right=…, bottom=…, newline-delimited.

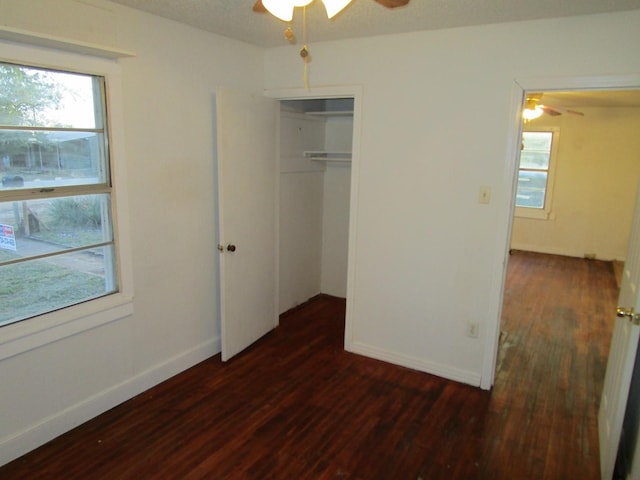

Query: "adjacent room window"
left=515, top=130, right=558, bottom=218
left=0, top=62, right=117, bottom=327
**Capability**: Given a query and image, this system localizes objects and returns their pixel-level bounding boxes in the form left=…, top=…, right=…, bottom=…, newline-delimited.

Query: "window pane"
left=0, top=245, right=116, bottom=327
left=516, top=170, right=548, bottom=208
left=0, top=194, right=112, bottom=261
left=520, top=132, right=552, bottom=170
left=520, top=150, right=550, bottom=170
left=0, top=63, right=101, bottom=129
left=523, top=131, right=553, bottom=151
left=0, top=130, right=107, bottom=189
left=0, top=62, right=117, bottom=327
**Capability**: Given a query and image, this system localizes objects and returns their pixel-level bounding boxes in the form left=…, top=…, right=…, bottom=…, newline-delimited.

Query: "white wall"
left=0, top=0, right=264, bottom=465
left=278, top=111, right=352, bottom=310
left=511, top=107, right=640, bottom=260
left=265, top=10, right=640, bottom=387
left=279, top=112, right=325, bottom=312
left=321, top=164, right=351, bottom=296
left=279, top=170, right=324, bottom=311
left=320, top=115, right=352, bottom=298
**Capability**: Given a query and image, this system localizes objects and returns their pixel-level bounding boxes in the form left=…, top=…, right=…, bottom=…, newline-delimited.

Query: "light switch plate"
left=479, top=186, right=491, bottom=204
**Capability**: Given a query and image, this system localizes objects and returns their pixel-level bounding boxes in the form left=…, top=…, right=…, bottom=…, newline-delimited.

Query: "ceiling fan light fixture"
left=523, top=105, right=544, bottom=121
left=322, top=0, right=354, bottom=18
left=522, top=95, right=544, bottom=121
left=262, top=0, right=352, bottom=21
left=263, top=0, right=313, bottom=21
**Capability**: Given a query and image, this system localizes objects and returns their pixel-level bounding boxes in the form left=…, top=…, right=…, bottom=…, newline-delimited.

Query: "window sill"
left=0, top=294, right=133, bottom=361
left=514, top=206, right=552, bottom=220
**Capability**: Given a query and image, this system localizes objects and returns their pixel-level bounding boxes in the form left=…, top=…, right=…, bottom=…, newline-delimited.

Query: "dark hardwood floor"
left=0, top=251, right=619, bottom=479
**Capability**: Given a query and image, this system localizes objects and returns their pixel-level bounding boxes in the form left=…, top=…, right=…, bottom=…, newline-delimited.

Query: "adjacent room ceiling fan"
left=523, top=93, right=584, bottom=121
left=253, top=0, right=410, bottom=20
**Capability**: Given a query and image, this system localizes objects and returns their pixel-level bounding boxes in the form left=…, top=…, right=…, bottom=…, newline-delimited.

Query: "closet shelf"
left=304, top=151, right=351, bottom=162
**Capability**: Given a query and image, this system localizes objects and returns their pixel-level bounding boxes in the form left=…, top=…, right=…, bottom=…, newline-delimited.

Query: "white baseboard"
left=349, top=341, right=481, bottom=387
left=510, top=244, right=624, bottom=262
left=0, top=336, right=220, bottom=467
left=510, top=243, right=579, bottom=258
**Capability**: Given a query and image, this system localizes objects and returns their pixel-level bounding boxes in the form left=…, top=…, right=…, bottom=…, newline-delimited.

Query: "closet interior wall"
left=278, top=99, right=353, bottom=314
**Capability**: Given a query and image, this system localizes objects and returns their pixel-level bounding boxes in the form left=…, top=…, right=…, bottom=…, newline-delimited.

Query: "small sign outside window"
left=0, top=224, right=16, bottom=251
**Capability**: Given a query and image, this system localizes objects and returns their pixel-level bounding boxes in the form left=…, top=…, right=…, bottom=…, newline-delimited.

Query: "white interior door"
left=216, top=89, right=278, bottom=361
left=599, top=184, right=640, bottom=479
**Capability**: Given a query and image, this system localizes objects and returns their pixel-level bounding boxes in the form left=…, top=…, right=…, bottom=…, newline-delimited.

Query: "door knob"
left=227, top=244, right=236, bottom=252
left=617, top=307, right=640, bottom=325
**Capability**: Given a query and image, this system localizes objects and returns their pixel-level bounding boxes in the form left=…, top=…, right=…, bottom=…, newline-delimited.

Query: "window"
left=0, top=62, right=117, bottom=328
left=515, top=129, right=558, bottom=219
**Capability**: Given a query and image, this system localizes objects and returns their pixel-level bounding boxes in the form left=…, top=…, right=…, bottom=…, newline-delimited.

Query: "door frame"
left=482, top=73, right=640, bottom=390
left=265, top=85, right=363, bottom=351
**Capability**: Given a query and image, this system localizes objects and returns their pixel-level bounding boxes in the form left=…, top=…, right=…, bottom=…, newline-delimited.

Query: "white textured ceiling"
left=108, top=0, right=640, bottom=109
left=109, top=0, right=640, bottom=48
left=543, top=90, right=640, bottom=109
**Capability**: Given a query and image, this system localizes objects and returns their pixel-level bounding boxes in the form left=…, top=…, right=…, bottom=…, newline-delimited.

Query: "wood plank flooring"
left=491, top=251, right=618, bottom=479
left=0, top=251, right=619, bottom=479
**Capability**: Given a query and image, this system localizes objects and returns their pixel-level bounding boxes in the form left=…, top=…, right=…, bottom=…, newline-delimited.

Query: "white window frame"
left=514, top=127, right=560, bottom=220
left=0, top=42, right=133, bottom=361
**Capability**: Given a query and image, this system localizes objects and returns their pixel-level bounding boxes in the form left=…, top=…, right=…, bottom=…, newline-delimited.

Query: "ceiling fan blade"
left=543, top=104, right=585, bottom=117
left=541, top=106, right=562, bottom=116
left=566, top=109, right=585, bottom=117
left=373, top=0, right=410, bottom=8
left=253, top=0, right=267, bottom=13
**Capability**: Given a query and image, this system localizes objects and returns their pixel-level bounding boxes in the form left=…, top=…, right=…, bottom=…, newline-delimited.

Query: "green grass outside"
left=0, top=248, right=106, bottom=326
left=29, top=227, right=104, bottom=248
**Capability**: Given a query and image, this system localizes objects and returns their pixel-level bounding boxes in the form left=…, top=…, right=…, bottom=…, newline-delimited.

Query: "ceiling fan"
left=253, top=0, right=411, bottom=17
left=523, top=93, right=584, bottom=121
left=255, top=0, right=410, bottom=88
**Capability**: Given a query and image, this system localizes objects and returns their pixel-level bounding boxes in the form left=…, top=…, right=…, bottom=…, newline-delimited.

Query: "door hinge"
left=616, top=307, right=640, bottom=326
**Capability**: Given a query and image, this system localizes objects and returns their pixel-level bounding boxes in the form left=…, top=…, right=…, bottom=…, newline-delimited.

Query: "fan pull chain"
left=300, top=5, right=310, bottom=89
left=284, top=24, right=294, bottom=41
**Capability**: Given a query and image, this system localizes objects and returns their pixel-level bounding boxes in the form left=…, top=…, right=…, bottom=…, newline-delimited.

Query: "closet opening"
left=278, top=97, right=354, bottom=315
